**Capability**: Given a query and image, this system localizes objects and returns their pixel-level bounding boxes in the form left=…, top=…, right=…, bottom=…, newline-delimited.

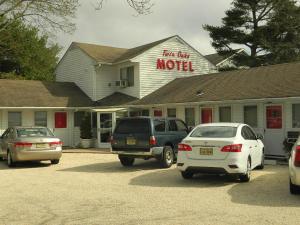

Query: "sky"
left=57, top=0, right=233, bottom=57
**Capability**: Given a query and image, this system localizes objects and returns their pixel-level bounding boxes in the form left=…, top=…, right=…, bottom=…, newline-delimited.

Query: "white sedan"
left=177, top=123, right=264, bottom=182
left=289, top=138, right=300, bottom=194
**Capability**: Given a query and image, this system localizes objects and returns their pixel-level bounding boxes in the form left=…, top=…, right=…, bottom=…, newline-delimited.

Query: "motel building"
left=1, top=35, right=300, bottom=158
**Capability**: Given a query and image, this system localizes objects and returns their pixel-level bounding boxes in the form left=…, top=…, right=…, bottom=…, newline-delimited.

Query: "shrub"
left=80, top=113, right=92, bottom=139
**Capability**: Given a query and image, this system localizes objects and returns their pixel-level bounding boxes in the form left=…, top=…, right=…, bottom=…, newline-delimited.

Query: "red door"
left=154, top=109, right=162, bottom=117
left=55, top=112, right=67, bottom=128
left=266, top=105, right=282, bottom=129
left=201, top=108, right=213, bottom=124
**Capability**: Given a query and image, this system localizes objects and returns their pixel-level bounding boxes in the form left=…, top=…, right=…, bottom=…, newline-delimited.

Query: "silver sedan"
left=0, top=127, right=62, bottom=167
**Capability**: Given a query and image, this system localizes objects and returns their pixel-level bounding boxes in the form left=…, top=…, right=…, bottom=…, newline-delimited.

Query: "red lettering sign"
left=189, top=62, right=194, bottom=72
left=166, top=60, right=175, bottom=70
left=156, top=59, right=194, bottom=72
left=183, top=61, right=188, bottom=71
left=157, top=50, right=194, bottom=72
left=157, top=59, right=165, bottom=69
left=175, top=61, right=181, bottom=70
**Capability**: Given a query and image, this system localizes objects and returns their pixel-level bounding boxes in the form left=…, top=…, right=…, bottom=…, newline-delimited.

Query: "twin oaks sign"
left=156, top=50, right=194, bottom=72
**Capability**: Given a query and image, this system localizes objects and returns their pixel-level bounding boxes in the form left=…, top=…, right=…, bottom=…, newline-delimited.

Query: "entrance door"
left=53, top=112, right=69, bottom=146
left=201, top=108, right=213, bottom=124
left=98, top=113, right=113, bottom=148
left=264, top=105, right=285, bottom=157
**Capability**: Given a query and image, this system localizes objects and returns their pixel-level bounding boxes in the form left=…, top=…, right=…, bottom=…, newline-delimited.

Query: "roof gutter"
left=0, top=107, right=92, bottom=109
left=126, top=96, right=300, bottom=108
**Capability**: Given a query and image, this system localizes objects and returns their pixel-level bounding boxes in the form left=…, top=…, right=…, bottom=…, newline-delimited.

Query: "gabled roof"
left=130, top=62, right=300, bottom=105
left=0, top=79, right=93, bottom=107
left=71, top=42, right=127, bottom=64
left=205, top=49, right=245, bottom=66
left=72, top=36, right=177, bottom=64
left=204, top=53, right=226, bottom=66
left=94, top=92, right=138, bottom=107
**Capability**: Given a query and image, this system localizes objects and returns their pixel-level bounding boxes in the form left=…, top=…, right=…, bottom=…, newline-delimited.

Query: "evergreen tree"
left=0, top=19, right=60, bottom=80
left=204, top=0, right=300, bottom=67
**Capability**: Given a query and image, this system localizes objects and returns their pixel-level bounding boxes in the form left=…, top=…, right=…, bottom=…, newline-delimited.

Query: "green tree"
left=0, top=19, right=60, bottom=80
left=204, top=0, right=300, bottom=67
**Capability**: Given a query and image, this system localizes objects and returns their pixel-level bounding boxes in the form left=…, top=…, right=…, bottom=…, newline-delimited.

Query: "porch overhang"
left=91, top=107, right=127, bottom=112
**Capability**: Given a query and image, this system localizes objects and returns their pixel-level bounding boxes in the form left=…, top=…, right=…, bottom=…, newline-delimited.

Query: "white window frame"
left=219, top=106, right=232, bottom=122
left=34, top=111, right=47, bottom=127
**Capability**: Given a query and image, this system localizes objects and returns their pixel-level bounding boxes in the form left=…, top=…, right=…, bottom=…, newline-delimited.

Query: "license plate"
left=36, top=143, right=48, bottom=148
left=126, top=138, right=136, bottom=145
left=200, top=148, right=213, bottom=155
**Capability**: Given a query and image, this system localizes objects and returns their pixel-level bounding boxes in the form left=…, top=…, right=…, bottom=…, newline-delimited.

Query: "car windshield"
left=16, top=128, right=54, bottom=138
left=114, top=119, right=150, bottom=134
left=190, top=126, right=237, bottom=138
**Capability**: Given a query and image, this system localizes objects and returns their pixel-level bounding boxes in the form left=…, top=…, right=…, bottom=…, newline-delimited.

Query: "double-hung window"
left=120, top=66, right=134, bottom=87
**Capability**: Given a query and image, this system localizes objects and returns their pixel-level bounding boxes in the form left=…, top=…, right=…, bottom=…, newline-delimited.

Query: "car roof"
left=119, top=117, right=179, bottom=120
left=197, top=123, right=244, bottom=128
left=12, top=126, right=47, bottom=129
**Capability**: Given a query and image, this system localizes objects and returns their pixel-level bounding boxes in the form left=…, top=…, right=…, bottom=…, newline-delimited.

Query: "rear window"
left=16, top=128, right=54, bottom=138
left=114, top=119, right=150, bottom=134
left=190, top=126, right=237, bottom=138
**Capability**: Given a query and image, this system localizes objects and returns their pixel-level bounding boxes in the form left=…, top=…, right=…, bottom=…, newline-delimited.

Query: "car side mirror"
left=256, top=133, right=264, bottom=140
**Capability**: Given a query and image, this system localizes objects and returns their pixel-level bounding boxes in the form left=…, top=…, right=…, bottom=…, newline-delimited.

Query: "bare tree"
left=0, top=0, right=79, bottom=33
left=0, top=0, right=153, bottom=35
left=95, top=0, right=154, bottom=15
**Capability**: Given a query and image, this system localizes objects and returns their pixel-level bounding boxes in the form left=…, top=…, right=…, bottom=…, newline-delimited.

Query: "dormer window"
left=120, top=66, right=134, bottom=87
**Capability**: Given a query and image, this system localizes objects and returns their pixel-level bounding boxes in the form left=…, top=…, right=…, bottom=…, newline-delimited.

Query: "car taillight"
left=49, top=141, right=63, bottom=148
left=294, top=146, right=300, bottom=167
left=221, top=144, right=242, bottom=152
left=14, top=142, right=32, bottom=148
left=178, top=143, right=192, bottom=151
left=149, top=136, right=157, bottom=145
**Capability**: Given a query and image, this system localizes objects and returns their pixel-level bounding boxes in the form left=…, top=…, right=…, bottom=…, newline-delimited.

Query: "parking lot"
left=0, top=153, right=299, bottom=225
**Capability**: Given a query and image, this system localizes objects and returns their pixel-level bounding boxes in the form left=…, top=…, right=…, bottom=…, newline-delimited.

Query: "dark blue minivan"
left=111, top=117, right=189, bottom=168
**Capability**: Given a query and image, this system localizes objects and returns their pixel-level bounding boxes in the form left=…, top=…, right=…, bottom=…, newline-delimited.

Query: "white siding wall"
left=0, top=109, right=78, bottom=147
left=115, top=62, right=140, bottom=98
left=161, top=100, right=300, bottom=133
left=95, top=62, right=140, bottom=100
left=135, top=38, right=217, bottom=98
left=55, top=49, right=96, bottom=100
left=95, top=65, right=117, bottom=100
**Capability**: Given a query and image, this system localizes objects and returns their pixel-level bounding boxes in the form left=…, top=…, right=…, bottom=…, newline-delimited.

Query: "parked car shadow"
left=228, top=166, right=300, bottom=207
left=129, top=167, right=233, bottom=188
left=0, top=160, right=51, bottom=170
left=58, top=159, right=166, bottom=173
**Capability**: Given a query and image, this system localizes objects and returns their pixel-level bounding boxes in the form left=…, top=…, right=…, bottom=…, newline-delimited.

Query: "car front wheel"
left=119, top=155, right=135, bottom=167
left=181, top=171, right=194, bottom=179
left=51, top=159, right=60, bottom=164
left=239, top=159, right=251, bottom=182
left=290, top=179, right=300, bottom=194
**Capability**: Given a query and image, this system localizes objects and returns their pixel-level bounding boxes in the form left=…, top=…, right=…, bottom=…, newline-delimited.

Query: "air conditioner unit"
left=115, top=80, right=128, bottom=88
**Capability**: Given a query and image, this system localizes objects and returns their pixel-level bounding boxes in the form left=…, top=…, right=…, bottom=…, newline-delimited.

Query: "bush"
left=283, top=138, right=294, bottom=157
left=80, top=113, right=92, bottom=139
